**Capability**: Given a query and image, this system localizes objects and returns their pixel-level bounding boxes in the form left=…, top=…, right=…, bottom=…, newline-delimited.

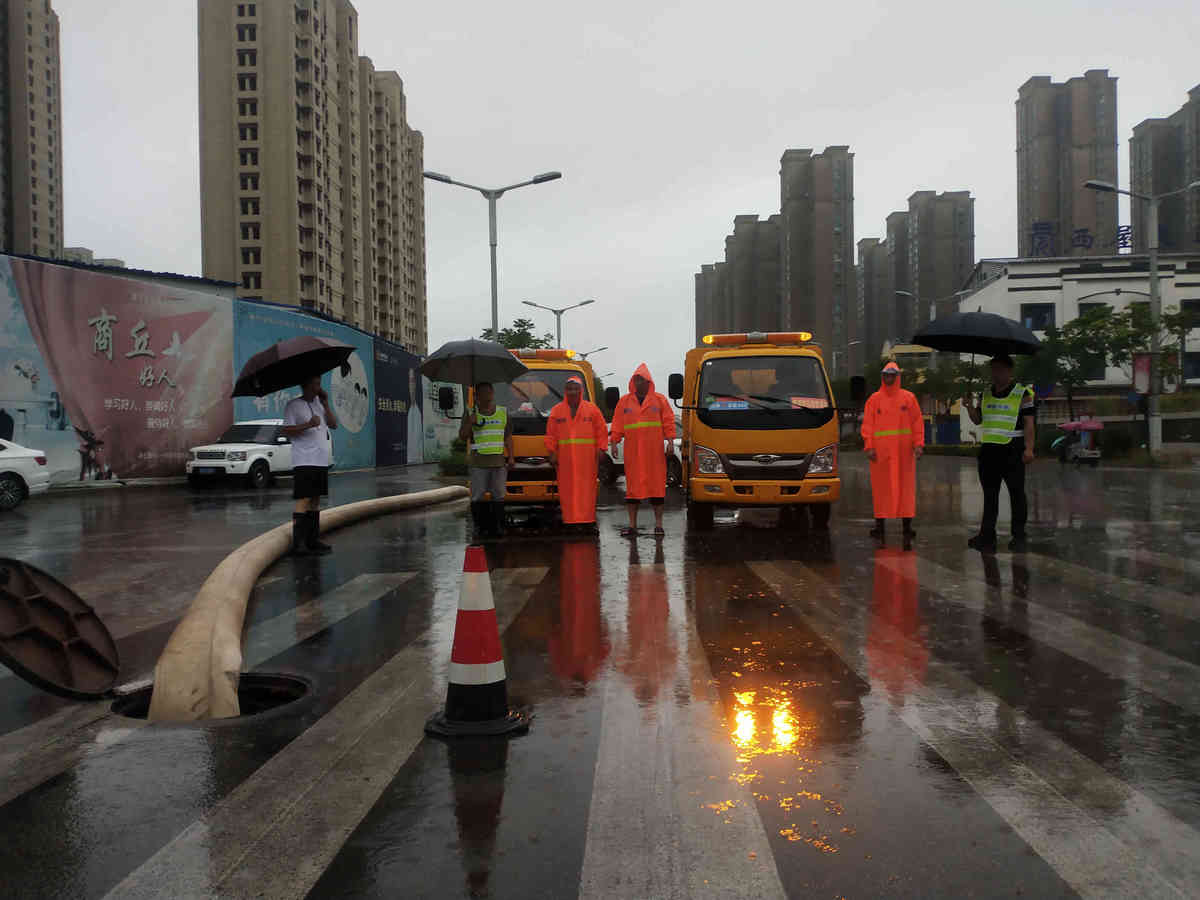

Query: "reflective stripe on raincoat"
left=860, top=374, right=924, bottom=519
left=545, top=398, right=607, bottom=523
left=610, top=363, right=676, bottom=501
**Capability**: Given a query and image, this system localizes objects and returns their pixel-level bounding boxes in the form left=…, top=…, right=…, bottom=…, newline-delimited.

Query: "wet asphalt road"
left=0, top=456, right=1198, bottom=898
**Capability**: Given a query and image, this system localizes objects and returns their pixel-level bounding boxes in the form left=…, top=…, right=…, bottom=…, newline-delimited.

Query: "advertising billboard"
left=373, top=338, right=423, bottom=466
left=1, top=255, right=233, bottom=481
left=234, top=300, right=375, bottom=471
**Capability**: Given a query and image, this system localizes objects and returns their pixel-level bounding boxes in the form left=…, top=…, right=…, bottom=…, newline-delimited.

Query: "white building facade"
left=962, top=254, right=1200, bottom=387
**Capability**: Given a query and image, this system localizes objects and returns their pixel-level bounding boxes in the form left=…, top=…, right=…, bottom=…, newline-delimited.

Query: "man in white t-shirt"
left=282, top=374, right=339, bottom=555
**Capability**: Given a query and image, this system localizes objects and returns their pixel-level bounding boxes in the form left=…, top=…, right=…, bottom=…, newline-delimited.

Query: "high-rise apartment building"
left=1016, top=70, right=1118, bottom=258
left=693, top=216, right=780, bottom=342
left=907, top=190, right=974, bottom=324
left=885, top=211, right=912, bottom=340
left=1131, top=85, right=1200, bottom=254
left=198, top=0, right=427, bottom=352
left=0, top=0, right=63, bottom=258
left=856, top=237, right=890, bottom=365
left=779, top=147, right=856, bottom=375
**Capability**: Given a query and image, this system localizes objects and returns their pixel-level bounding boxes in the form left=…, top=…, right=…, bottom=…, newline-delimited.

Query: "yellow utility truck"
left=669, top=332, right=840, bottom=530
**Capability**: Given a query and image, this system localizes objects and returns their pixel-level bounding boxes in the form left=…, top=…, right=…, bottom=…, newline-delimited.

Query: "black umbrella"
left=420, top=338, right=529, bottom=386
left=232, top=336, right=353, bottom=397
left=912, top=311, right=1041, bottom=357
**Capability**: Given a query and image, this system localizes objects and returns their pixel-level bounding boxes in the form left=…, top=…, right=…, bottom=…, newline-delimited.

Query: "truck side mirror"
left=604, top=386, right=620, bottom=411
left=668, top=373, right=684, bottom=400
left=438, top=386, right=456, bottom=412
left=850, top=376, right=867, bottom=408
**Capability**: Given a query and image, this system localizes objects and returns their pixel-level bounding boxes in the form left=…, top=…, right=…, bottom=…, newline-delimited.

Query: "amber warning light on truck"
left=701, top=332, right=813, bottom=346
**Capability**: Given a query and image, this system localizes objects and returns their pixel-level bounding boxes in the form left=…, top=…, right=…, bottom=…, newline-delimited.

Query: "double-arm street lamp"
left=1084, top=178, right=1200, bottom=455
left=423, top=169, right=563, bottom=339
left=895, top=289, right=974, bottom=330
left=576, top=346, right=608, bottom=360
left=522, top=299, right=596, bottom=348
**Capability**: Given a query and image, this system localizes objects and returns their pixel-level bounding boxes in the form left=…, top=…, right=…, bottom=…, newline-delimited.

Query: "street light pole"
left=423, top=169, right=563, bottom=339
left=577, top=346, right=608, bottom=360
left=1085, top=178, right=1200, bottom=456
left=522, top=299, right=595, bottom=348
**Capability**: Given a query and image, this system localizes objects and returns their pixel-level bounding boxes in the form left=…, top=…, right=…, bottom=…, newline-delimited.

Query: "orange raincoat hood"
left=629, top=363, right=655, bottom=396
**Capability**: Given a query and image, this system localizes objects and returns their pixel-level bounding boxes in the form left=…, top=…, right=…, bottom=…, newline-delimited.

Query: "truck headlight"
left=227, top=451, right=247, bottom=462
left=808, top=444, right=837, bottom=475
left=694, top=445, right=725, bottom=475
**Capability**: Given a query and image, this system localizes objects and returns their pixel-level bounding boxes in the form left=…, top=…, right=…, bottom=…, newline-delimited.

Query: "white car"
left=187, top=419, right=293, bottom=489
left=0, top=439, right=50, bottom=511
left=602, top=416, right=684, bottom=488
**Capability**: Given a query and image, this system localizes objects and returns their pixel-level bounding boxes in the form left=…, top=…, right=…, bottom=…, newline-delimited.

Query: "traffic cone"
left=426, top=544, right=530, bottom=737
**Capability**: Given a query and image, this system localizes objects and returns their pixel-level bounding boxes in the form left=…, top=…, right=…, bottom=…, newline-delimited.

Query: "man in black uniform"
left=967, top=354, right=1035, bottom=553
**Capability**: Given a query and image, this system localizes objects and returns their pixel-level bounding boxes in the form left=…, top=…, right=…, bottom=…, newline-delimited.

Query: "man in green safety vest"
left=967, top=354, right=1036, bottom=553
left=459, top=381, right=514, bottom=537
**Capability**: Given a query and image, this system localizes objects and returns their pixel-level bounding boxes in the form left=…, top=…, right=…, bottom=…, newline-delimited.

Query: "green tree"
left=481, top=317, right=554, bottom=349
left=1017, top=307, right=1115, bottom=420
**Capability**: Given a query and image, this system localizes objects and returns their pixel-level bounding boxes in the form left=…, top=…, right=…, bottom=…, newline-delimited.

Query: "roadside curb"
left=146, top=484, right=469, bottom=722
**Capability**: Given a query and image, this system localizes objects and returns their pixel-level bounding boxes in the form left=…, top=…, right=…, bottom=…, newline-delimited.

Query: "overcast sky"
left=58, top=0, right=1198, bottom=389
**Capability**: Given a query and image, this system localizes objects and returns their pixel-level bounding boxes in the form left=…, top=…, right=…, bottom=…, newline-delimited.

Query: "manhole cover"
left=0, top=558, right=120, bottom=700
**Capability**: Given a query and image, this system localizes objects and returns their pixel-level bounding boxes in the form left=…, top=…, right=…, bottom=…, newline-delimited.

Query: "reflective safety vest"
left=980, top=384, right=1030, bottom=445
left=470, top=406, right=507, bottom=455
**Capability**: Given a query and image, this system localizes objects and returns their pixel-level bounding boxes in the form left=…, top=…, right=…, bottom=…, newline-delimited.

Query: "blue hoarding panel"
left=233, top=300, right=375, bottom=470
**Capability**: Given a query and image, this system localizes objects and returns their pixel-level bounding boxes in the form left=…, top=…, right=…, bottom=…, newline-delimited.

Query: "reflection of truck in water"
left=491, top=349, right=600, bottom=508
left=670, top=332, right=840, bottom=531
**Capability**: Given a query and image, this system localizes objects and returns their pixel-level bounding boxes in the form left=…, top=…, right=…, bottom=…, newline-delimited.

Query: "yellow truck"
left=668, top=332, right=840, bottom=530
left=491, top=348, right=601, bottom=507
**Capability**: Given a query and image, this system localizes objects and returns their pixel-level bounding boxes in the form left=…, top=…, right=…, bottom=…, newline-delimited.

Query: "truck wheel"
left=686, top=500, right=714, bottom=531
left=667, top=456, right=683, bottom=489
left=598, top=455, right=617, bottom=485
left=809, top=504, right=831, bottom=530
left=247, top=461, right=271, bottom=490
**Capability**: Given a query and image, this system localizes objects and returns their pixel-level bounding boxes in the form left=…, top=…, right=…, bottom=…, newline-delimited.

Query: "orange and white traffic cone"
left=426, top=544, right=530, bottom=737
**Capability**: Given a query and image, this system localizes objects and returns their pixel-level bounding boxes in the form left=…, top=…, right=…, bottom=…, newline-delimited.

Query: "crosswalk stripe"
left=0, top=571, right=416, bottom=808
left=579, top=564, right=786, bottom=900
left=103, top=567, right=548, bottom=900
left=748, top=560, right=1196, bottom=899
left=1104, top=547, right=1200, bottom=581
left=986, top=550, right=1200, bottom=623
left=881, top=554, right=1200, bottom=715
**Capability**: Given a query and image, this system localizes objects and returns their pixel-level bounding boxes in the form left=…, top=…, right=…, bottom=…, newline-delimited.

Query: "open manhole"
left=111, top=671, right=313, bottom=721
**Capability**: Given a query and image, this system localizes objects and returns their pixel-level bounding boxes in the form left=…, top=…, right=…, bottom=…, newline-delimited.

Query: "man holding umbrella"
left=458, top=381, right=514, bottom=537
left=967, top=354, right=1035, bottom=553
left=912, top=310, right=1042, bottom=554
left=282, top=375, right=338, bottom=556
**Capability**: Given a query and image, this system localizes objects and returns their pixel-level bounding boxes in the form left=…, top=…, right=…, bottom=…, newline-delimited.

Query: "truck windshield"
left=493, top=369, right=582, bottom=436
left=697, top=356, right=833, bottom=429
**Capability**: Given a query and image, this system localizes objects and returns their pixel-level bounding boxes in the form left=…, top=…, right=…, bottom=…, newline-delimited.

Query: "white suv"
left=0, top=439, right=50, bottom=511
left=187, top=419, right=293, bottom=489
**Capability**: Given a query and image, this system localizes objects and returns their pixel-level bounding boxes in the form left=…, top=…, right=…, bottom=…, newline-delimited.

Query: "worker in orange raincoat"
left=545, top=376, right=608, bottom=532
left=861, top=361, right=924, bottom=541
left=610, top=364, right=676, bottom=537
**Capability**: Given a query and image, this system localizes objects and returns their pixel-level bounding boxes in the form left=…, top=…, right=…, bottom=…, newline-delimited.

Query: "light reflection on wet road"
left=0, top=457, right=1198, bottom=898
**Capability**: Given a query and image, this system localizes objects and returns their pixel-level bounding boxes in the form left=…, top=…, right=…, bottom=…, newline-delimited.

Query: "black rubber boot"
left=491, top=502, right=506, bottom=536
left=968, top=533, right=997, bottom=553
left=305, top=511, right=332, bottom=555
left=869, top=518, right=885, bottom=538
left=470, top=502, right=486, bottom=537
left=291, top=514, right=314, bottom=557
left=902, top=518, right=916, bottom=538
